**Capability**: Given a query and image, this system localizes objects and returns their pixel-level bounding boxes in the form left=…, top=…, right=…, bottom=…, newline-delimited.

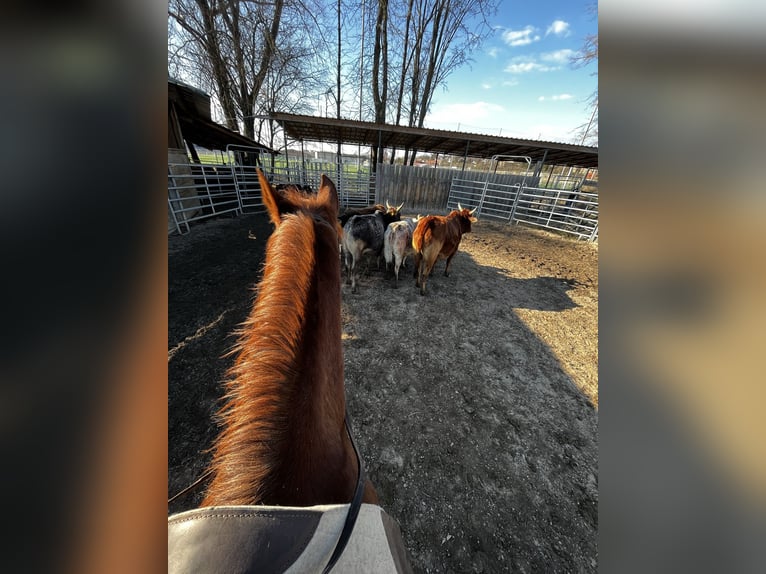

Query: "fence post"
left=167, top=170, right=184, bottom=235
left=507, top=183, right=523, bottom=223
left=546, top=189, right=562, bottom=227
left=200, top=165, right=215, bottom=214
left=225, top=146, right=247, bottom=214
left=477, top=172, right=491, bottom=216
left=229, top=161, right=245, bottom=214
left=369, top=171, right=375, bottom=205
left=588, top=221, right=598, bottom=242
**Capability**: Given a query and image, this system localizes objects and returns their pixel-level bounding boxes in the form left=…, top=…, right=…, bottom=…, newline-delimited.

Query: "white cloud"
left=481, top=83, right=492, bottom=90
left=502, top=79, right=519, bottom=87
left=501, top=26, right=541, bottom=47
left=540, top=49, right=576, bottom=64
left=538, top=94, right=574, bottom=101
left=426, top=102, right=506, bottom=127
left=504, top=58, right=558, bottom=73
left=505, top=61, right=537, bottom=73
left=546, top=20, right=570, bottom=37
left=487, top=47, right=500, bottom=58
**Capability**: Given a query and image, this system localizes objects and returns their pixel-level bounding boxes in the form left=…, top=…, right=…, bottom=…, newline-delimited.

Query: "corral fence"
left=446, top=155, right=598, bottom=241
left=168, top=145, right=376, bottom=234
left=375, top=163, right=459, bottom=212
left=168, top=147, right=597, bottom=241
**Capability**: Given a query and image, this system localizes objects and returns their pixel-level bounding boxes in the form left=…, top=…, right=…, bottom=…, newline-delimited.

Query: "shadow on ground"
left=168, top=212, right=598, bottom=573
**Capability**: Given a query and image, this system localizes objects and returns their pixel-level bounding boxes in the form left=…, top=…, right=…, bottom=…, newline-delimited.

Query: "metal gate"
left=446, top=155, right=532, bottom=221
left=446, top=155, right=598, bottom=241
left=226, top=145, right=270, bottom=213
left=169, top=146, right=377, bottom=234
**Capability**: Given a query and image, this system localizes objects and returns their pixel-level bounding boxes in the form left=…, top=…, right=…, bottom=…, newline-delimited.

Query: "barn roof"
left=169, top=78, right=278, bottom=154
left=270, top=112, right=598, bottom=168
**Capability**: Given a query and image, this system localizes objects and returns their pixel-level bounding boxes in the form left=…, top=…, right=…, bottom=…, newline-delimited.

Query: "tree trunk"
left=371, top=0, right=388, bottom=165
left=244, top=0, right=284, bottom=141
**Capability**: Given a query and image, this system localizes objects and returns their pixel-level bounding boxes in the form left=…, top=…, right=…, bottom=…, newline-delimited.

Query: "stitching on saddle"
left=168, top=510, right=324, bottom=525
left=169, top=509, right=332, bottom=572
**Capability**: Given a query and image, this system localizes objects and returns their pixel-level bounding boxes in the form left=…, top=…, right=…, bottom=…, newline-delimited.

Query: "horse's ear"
left=257, top=168, right=290, bottom=226
left=317, top=174, right=339, bottom=216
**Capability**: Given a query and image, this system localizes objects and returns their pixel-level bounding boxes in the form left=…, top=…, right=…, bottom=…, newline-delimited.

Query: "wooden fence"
left=375, top=164, right=539, bottom=213
left=374, top=165, right=455, bottom=212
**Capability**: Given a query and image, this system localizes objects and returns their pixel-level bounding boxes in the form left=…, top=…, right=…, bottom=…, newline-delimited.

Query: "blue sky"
left=424, top=0, right=598, bottom=145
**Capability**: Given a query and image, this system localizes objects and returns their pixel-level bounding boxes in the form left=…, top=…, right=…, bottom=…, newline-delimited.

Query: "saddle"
left=168, top=503, right=412, bottom=573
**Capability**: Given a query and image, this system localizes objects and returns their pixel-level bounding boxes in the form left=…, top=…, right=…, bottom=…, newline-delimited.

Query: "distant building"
left=168, top=78, right=276, bottom=233
left=168, top=77, right=276, bottom=163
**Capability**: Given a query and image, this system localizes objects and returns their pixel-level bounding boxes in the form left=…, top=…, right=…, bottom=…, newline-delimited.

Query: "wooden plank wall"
left=375, top=164, right=539, bottom=213
left=375, top=164, right=455, bottom=212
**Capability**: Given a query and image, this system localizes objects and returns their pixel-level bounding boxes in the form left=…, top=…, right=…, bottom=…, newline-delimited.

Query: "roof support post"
left=460, top=140, right=470, bottom=174
left=373, top=129, right=382, bottom=175
left=544, top=164, right=556, bottom=188
left=532, top=148, right=548, bottom=185
left=284, top=139, right=290, bottom=179
left=337, top=132, right=342, bottom=199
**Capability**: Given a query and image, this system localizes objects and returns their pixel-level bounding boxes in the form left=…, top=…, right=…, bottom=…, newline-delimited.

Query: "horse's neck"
left=202, top=214, right=352, bottom=507
left=286, top=216, right=346, bottom=446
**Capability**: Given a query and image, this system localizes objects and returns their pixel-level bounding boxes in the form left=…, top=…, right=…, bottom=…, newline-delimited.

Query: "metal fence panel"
left=446, top=176, right=598, bottom=241
left=512, top=186, right=598, bottom=239
left=267, top=162, right=375, bottom=209
left=168, top=147, right=597, bottom=240
left=168, top=162, right=242, bottom=234
left=168, top=150, right=377, bottom=234
left=444, top=178, right=484, bottom=211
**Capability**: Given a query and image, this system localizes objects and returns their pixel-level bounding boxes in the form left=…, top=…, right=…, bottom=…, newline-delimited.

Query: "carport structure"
left=270, top=112, right=599, bottom=241
left=269, top=112, right=598, bottom=172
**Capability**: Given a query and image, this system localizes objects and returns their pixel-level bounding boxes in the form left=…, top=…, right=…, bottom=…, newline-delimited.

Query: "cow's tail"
left=383, top=230, right=393, bottom=264
left=412, top=216, right=435, bottom=253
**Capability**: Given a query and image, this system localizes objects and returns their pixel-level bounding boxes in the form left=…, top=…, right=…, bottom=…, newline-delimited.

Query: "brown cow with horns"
left=411, top=204, right=478, bottom=295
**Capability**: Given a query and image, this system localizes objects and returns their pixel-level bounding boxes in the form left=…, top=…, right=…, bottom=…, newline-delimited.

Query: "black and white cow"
left=342, top=202, right=403, bottom=293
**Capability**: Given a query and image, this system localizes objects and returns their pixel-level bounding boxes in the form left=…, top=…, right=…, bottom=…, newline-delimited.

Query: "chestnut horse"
left=202, top=169, right=378, bottom=508
left=169, top=171, right=412, bottom=573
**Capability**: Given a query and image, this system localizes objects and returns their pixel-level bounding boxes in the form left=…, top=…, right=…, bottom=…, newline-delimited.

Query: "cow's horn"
left=469, top=206, right=477, bottom=215
left=386, top=200, right=391, bottom=209
left=396, top=202, right=404, bottom=212
left=457, top=202, right=463, bottom=211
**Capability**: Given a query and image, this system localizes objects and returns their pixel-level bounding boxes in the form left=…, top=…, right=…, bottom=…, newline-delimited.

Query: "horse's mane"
left=202, top=212, right=318, bottom=505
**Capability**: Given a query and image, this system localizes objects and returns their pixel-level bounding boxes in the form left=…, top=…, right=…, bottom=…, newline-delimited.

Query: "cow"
left=338, top=204, right=386, bottom=268
left=412, top=204, right=477, bottom=296
left=342, top=202, right=403, bottom=293
left=338, top=203, right=385, bottom=227
left=383, top=215, right=421, bottom=288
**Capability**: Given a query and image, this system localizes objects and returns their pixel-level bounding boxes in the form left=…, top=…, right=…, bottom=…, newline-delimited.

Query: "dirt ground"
left=168, top=211, right=598, bottom=573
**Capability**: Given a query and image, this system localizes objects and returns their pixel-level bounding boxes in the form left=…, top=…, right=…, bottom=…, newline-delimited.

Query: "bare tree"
left=389, top=0, right=497, bottom=164
left=570, top=3, right=598, bottom=146
left=371, top=0, right=389, bottom=166
left=257, top=41, right=325, bottom=163
left=341, top=0, right=496, bottom=165
left=169, top=0, right=335, bottom=146
left=168, top=0, right=499, bottom=162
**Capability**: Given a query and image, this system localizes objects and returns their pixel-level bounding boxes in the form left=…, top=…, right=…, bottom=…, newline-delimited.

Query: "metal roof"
left=270, top=112, right=598, bottom=168
left=169, top=78, right=278, bottom=154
